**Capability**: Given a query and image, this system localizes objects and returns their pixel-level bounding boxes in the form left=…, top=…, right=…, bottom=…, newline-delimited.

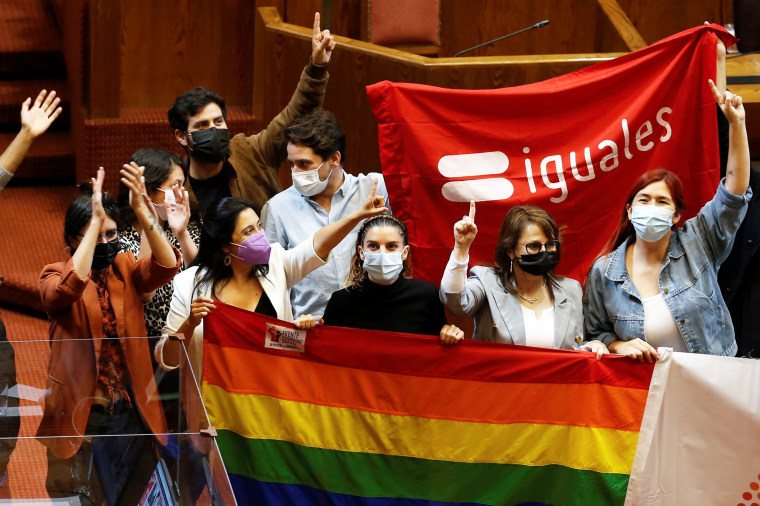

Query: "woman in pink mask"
left=157, top=184, right=387, bottom=385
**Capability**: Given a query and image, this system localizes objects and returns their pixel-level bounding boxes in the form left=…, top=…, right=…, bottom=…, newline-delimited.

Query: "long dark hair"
left=600, top=169, right=687, bottom=257
left=191, top=197, right=268, bottom=297
left=345, top=215, right=412, bottom=288
left=492, top=205, right=563, bottom=295
left=64, top=188, right=120, bottom=252
left=116, top=148, right=197, bottom=226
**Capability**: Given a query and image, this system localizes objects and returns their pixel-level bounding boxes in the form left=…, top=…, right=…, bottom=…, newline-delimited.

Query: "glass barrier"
left=0, top=335, right=236, bottom=505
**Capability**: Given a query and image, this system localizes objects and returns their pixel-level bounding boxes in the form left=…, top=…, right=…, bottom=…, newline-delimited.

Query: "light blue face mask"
left=362, top=251, right=404, bottom=285
left=630, top=205, right=674, bottom=242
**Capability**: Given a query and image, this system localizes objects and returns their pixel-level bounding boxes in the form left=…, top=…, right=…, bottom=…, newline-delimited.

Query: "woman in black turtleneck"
left=323, top=215, right=463, bottom=343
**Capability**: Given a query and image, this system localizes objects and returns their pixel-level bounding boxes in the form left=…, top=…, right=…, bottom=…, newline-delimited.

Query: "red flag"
left=367, top=25, right=737, bottom=284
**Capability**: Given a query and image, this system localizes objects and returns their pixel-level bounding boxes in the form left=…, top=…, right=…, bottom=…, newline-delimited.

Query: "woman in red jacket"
left=38, top=165, right=180, bottom=505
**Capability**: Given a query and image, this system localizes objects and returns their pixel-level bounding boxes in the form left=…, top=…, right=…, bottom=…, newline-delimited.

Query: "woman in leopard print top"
left=118, top=148, right=201, bottom=336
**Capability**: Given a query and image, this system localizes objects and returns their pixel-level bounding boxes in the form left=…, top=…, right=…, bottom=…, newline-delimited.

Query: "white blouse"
left=642, top=292, right=687, bottom=352
left=521, top=305, right=555, bottom=349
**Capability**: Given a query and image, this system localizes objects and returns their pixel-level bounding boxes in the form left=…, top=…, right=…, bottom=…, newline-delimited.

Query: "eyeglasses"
left=77, top=229, right=119, bottom=242
left=519, top=240, right=560, bottom=255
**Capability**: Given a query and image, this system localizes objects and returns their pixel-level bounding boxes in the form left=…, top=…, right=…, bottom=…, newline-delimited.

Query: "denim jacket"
left=584, top=180, right=752, bottom=356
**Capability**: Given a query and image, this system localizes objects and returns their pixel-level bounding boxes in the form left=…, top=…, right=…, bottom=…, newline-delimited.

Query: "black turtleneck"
left=322, top=276, right=447, bottom=336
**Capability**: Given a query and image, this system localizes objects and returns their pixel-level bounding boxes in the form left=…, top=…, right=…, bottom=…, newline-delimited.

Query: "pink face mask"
left=154, top=188, right=177, bottom=221
left=229, top=230, right=271, bottom=265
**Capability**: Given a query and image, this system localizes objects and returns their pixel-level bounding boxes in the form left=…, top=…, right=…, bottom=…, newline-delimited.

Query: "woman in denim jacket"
left=584, top=82, right=751, bottom=361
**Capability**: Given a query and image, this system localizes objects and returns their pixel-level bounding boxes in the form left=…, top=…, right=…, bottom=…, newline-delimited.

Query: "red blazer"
left=37, top=250, right=180, bottom=459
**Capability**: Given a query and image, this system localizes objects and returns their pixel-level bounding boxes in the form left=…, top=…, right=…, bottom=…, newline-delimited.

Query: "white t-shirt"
left=642, top=292, right=687, bottom=352
left=521, top=305, right=555, bottom=348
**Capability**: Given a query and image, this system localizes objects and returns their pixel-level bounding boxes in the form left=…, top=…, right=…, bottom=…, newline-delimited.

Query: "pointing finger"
left=313, top=12, right=321, bottom=37
left=468, top=200, right=476, bottom=222
left=708, top=79, right=723, bottom=103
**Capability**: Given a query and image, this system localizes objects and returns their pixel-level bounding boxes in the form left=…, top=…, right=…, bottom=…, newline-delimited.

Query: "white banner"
left=626, top=348, right=760, bottom=505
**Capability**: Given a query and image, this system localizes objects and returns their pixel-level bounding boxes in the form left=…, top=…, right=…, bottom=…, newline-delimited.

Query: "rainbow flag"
left=202, top=302, right=655, bottom=505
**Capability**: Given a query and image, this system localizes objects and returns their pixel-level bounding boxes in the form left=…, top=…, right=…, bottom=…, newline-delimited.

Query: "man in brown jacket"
left=168, top=12, right=336, bottom=215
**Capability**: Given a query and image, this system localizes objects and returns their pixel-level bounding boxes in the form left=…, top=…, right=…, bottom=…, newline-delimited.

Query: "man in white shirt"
left=260, top=109, right=389, bottom=318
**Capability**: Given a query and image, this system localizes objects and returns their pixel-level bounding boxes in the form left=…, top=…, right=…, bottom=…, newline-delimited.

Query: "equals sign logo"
left=438, top=151, right=513, bottom=202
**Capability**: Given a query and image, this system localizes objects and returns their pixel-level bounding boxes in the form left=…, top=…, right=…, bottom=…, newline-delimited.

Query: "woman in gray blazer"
left=440, top=202, right=606, bottom=357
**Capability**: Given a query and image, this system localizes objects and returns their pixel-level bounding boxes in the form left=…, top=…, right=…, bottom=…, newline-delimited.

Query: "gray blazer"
left=440, top=265, right=584, bottom=349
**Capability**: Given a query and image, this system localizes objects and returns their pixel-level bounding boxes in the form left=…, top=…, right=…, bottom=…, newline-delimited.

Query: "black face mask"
left=515, top=251, right=559, bottom=277
left=188, top=127, right=229, bottom=163
left=92, top=240, right=120, bottom=271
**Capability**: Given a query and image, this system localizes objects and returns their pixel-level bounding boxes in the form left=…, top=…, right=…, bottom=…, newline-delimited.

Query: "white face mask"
left=154, top=187, right=177, bottom=221
left=362, top=251, right=404, bottom=285
left=630, top=205, right=674, bottom=242
left=292, top=161, right=333, bottom=197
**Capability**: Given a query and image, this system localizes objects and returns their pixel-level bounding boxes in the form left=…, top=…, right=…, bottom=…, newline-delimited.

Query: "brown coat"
left=37, top=250, right=180, bottom=459
left=185, top=63, right=329, bottom=213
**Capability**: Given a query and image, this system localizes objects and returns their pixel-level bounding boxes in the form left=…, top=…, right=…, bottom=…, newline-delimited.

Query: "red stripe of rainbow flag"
left=202, top=301, right=654, bottom=505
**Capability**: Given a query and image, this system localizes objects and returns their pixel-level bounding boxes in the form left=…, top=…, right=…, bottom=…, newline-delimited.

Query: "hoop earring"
left=224, top=254, right=231, bottom=266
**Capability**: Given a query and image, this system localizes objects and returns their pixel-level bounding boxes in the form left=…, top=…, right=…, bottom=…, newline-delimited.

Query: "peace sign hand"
left=312, top=12, right=336, bottom=66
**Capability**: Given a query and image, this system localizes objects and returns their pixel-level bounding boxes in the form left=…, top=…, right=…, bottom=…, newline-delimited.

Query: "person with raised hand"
left=322, top=214, right=464, bottom=345
left=168, top=12, right=336, bottom=215
left=584, top=81, right=750, bottom=362
left=38, top=167, right=180, bottom=504
left=260, top=109, right=390, bottom=319
left=0, top=89, right=62, bottom=190
left=158, top=180, right=388, bottom=387
left=117, top=149, right=200, bottom=336
left=440, top=201, right=602, bottom=356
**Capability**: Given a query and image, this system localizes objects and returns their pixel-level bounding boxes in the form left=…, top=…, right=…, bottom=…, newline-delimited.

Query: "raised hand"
left=312, top=12, right=335, bottom=65
left=166, top=184, right=191, bottom=235
left=21, top=90, right=62, bottom=138
left=120, top=162, right=156, bottom=217
left=709, top=79, right=744, bottom=124
left=355, top=179, right=389, bottom=220
left=91, top=167, right=107, bottom=224
left=454, top=200, right=478, bottom=248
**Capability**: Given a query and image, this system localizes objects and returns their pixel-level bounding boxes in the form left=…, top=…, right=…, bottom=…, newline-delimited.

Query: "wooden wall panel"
left=286, top=0, right=323, bottom=29
left=329, top=0, right=362, bottom=40
left=89, top=0, right=121, bottom=117
left=617, top=0, right=730, bottom=45
left=439, top=0, right=628, bottom=56
left=118, top=0, right=256, bottom=110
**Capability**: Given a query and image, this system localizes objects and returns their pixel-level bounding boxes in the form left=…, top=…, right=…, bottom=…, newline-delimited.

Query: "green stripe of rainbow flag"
left=202, top=302, right=655, bottom=505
